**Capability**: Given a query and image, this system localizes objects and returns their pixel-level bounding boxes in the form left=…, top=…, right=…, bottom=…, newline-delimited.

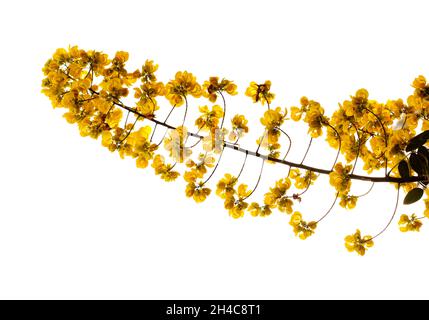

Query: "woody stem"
left=89, top=89, right=427, bottom=184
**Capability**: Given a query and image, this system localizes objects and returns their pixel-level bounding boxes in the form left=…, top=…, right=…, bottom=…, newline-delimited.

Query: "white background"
left=1, top=0, right=429, bottom=299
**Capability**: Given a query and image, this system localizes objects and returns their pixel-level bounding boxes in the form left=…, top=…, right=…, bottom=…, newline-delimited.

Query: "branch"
left=89, top=89, right=426, bottom=184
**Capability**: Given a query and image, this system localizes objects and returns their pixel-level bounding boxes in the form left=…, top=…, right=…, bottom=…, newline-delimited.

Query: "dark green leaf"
left=403, top=188, right=424, bottom=205
left=406, top=130, right=429, bottom=152
left=398, top=160, right=410, bottom=179
left=409, top=153, right=426, bottom=176
left=418, top=146, right=429, bottom=162
left=418, top=147, right=429, bottom=185
left=417, top=146, right=429, bottom=186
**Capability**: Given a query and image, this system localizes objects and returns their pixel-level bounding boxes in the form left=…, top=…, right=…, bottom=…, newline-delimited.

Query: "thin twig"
left=219, top=91, right=227, bottom=129
left=236, top=151, right=248, bottom=180
left=202, top=147, right=225, bottom=186
left=243, top=159, right=265, bottom=200
left=316, top=192, right=339, bottom=223
left=278, top=127, right=292, bottom=160
left=325, top=122, right=342, bottom=171
left=355, top=182, right=375, bottom=198
left=300, top=137, right=313, bottom=165
left=365, top=183, right=401, bottom=242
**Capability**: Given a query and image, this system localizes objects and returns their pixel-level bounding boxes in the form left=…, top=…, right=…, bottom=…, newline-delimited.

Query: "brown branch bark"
left=90, top=89, right=426, bottom=184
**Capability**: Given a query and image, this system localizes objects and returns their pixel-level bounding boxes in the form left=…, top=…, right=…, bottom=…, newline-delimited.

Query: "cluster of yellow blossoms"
left=329, top=163, right=352, bottom=194
left=291, top=97, right=328, bottom=138
left=216, top=175, right=252, bottom=219
left=42, top=46, right=429, bottom=256
left=245, top=80, right=274, bottom=105
left=398, top=214, right=423, bottom=232
left=229, top=114, right=249, bottom=142
left=289, top=212, right=317, bottom=240
left=344, top=230, right=374, bottom=256
left=203, top=77, right=237, bottom=103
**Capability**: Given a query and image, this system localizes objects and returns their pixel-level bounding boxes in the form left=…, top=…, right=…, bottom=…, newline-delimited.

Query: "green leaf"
left=409, top=153, right=426, bottom=176
left=418, top=146, right=429, bottom=161
left=403, top=188, right=424, bottom=205
left=406, top=130, right=429, bottom=152
left=417, top=147, right=429, bottom=185
left=398, top=160, right=410, bottom=179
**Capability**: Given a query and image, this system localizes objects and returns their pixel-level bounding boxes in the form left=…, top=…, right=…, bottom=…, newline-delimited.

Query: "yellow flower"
left=265, top=143, right=282, bottom=160
left=398, top=214, right=422, bottom=232
left=370, top=135, right=386, bottom=157
left=341, top=89, right=369, bottom=117
left=344, top=229, right=373, bottom=256
left=78, top=117, right=101, bottom=138
left=134, top=81, right=165, bottom=118
left=52, top=48, right=70, bottom=64
left=264, top=178, right=293, bottom=213
left=165, top=71, right=202, bottom=106
left=152, top=155, right=180, bottom=182
left=185, top=181, right=211, bottom=203
left=355, top=88, right=369, bottom=101
left=216, top=174, right=237, bottom=199
left=339, top=194, right=357, bottom=209
left=101, top=77, right=129, bottom=98
left=289, top=212, right=317, bottom=240
left=329, top=163, right=352, bottom=194
left=195, top=105, right=224, bottom=131
left=290, top=97, right=310, bottom=121
left=260, top=107, right=287, bottom=143
left=86, top=50, right=110, bottom=75
left=101, top=130, right=119, bottom=152
left=424, top=194, right=429, bottom=218
left=126, top=126, right=158, bottom=169
left=248, top=202, right=272, bottom=217
left=412, top=75, right=429, bottom=100
left=186, top=153, right=216, bottom=178
left=70, top=78, right=91, bottom=92
left=304, top=101, right=327, bottom=138
left=290, top=106, right=303, bottom=121
left=412, top=75, right=426, bottom=89
left=224, top=184, right=251, bottom=219
left=245, top=80, right=275, bottom=105
left=289, top=169, right=318, bottom=189
left=202, top=77, right=237, bottom=102
left=114, top=51, right=129, bottom=64
left=141, top=59, right=158, bottom=82
left=229, top=114, right=249, bottom=141
left=106, top=108, right=123, bottom=128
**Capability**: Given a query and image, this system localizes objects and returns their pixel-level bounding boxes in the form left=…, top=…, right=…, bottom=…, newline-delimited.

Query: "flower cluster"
left=165, top=71, right=202, bottom=106
left=224, top=184, right=252, bottom=219
left=344, top=229, right=374, bottom=256
left=398, top=214, right=422, bottom=232
left=42, top=46, right=429, bottom=256
left=260, top=107, right=287, bottom=144
left=289, top=169, right=318, bottom=190
left=195, top=105, right=224, bottom=131
left=329, top=163, right=352, bottom=194
left=289, top=212, right=317, bottom=240
left=203, top=77, right=237, bottom=102
left=264, top=178, right=294, bottom=214
left=228, top=115, right=249, bottom=142
left=245, top=80, right=275, bottom=105
left=184, top=171, right=211, bottom=203
left=291, top=97, right=328, bottom=138
left=152, top=155, right=180, bottom=182
left=134, top=60, right=165, bottom=118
